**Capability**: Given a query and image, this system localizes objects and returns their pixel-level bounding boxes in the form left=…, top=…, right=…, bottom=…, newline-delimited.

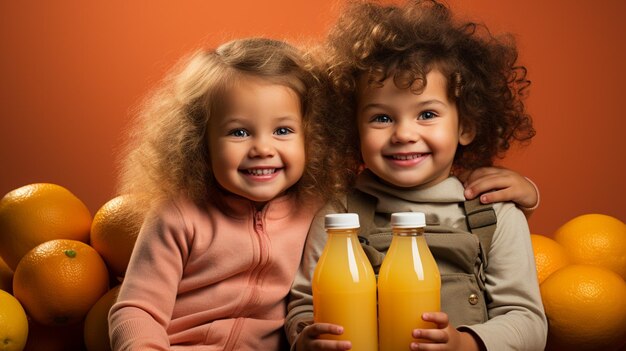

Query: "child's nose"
left=391, top=120, right=419, bottom=144
left=249, top=138, right=275, bottom=158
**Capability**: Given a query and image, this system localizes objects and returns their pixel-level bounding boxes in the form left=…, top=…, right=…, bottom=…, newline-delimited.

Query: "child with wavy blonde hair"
left=108, top=37, right=346, bottom=350
left=287, top=1, right=547, bottom=350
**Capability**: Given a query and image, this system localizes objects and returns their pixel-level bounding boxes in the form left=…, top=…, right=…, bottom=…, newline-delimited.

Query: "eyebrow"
left=273, top=115, right=302, bottom=122
left=218, top=114, right=301, bottom=129
left=217, top=117, right=244, bottom=129
left=360, top=99, right=448, bottom=111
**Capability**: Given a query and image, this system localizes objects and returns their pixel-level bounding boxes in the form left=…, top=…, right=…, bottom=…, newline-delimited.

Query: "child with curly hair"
left=108, top=37, right=346, bottom=350
left=286, top=1, right=547, bottom=350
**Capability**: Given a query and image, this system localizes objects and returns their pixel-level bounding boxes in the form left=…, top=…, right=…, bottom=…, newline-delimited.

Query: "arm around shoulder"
left=518, top=177, right=540, bottom=218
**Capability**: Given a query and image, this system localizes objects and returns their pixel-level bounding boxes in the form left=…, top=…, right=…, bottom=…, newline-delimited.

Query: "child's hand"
left=295, top=323, right=352, bottom=351
left=411, top=312, right=480, bottom=351
left=460, top=167, right=538, bottom=209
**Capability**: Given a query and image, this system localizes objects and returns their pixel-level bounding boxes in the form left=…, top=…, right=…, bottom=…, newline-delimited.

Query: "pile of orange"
left=0, top=183, right=142, bottom=351
left=531, top=214, right=626, bottom=351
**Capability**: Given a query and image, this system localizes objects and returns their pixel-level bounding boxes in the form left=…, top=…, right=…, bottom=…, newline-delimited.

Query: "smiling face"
left=356, top=69, right=474, bottom=189
left=208, top=75, right=306, bottom=204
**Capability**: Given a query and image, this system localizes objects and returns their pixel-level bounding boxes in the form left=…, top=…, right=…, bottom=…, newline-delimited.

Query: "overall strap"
left=463, top=198, right=497, bottom=267
left=346, top=189, right=377, bottom=241
left=346, top=189, right=384, bottom=268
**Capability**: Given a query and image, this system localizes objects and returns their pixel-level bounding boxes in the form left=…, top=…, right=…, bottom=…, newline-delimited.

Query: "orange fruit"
left=0, top=183, right=92, bottom=270
left=90, top=195, right=144, bottom=278
left=540, top=264, right=626, bottom=351
left=0, top=255, right=13, bottom=293
left=530, top=234, right=570, bottom=284
left=0, top=289, right=29, bottom=351
left=12, top=239, right=109, bottom=326
left=84, top=285, right=120, bottom=351
left=554, top=213, right=626, bottom=279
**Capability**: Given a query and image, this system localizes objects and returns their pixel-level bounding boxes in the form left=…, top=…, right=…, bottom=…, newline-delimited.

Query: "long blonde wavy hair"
left=117, top=38, right=348, bottom=212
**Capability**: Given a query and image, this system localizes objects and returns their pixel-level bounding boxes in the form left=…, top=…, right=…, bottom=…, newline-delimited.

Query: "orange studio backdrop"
left=1, top=0, right=625, bottom=235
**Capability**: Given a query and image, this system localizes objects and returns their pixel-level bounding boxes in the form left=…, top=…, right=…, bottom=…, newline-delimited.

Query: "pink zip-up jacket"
left=108, top=192, right=320, bottom=350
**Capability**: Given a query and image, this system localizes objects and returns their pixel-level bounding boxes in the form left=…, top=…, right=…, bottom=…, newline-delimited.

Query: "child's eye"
left=372, top=114, right=393, bottom=123
left=418, top=111, right=437, bottom=120
left=274, top=127, right=294, bottom=136
left=228, top=129, right=249, bottom=137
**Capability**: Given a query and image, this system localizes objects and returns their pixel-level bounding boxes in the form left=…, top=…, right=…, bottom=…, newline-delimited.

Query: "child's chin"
left=247, top=191, right=286, bottom=203
left=383, top=175, right=443, bottom=189
left=380, top=174, right=423, bottom=188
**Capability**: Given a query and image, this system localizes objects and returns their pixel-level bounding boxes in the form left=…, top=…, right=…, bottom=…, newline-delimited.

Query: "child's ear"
left=458, top=123, right=476, bottom=146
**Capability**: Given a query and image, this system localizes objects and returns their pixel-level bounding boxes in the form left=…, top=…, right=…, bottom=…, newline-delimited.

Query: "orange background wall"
left=1, top=0, right=625, bottom=236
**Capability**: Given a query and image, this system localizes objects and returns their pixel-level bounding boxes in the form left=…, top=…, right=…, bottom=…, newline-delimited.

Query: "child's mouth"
left=385, top=153, right=429, bottom=167
left=386, top=153, right=429, bottom=160
left=245, top=168, right=277, bottom=176
left=389, top=153, right=426, bottom=160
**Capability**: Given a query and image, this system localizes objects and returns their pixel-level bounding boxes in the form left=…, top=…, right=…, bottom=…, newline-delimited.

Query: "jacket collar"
left=212, top=188, right=304, bottom=221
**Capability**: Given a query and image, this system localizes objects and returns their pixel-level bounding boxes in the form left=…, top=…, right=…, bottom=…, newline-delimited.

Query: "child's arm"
left=411, top=312, right=485, bottom=351
left=286, top=204, right=342, bottom=348
left=459, top=204, right=547, bottom=349
left=294, top=324, right=351, bottom=351
left=109, top=204, right=183, bottom=349
left=460, top=167, right=539, bottom=218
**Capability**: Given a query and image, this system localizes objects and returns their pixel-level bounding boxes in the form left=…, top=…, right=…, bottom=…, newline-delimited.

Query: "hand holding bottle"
left=295, top=323, right=352, bottom=351
left=410, top=312, right=482, bottom=351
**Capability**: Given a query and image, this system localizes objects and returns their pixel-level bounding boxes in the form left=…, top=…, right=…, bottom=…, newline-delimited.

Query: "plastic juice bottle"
left=378, top=212, right=441, bottom=351
left=312, top=213, right=378, bottom=351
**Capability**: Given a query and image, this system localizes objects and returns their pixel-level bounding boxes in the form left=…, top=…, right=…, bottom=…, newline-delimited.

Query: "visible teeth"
left=248, top=169, right=276, bottom=176
left=392, top=154, right=421, bottom=160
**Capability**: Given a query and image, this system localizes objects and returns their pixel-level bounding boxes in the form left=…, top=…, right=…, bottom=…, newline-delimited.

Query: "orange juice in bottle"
left=378, top=212, right=441, bottom=351
left=312, top=213, right=378, bottom=351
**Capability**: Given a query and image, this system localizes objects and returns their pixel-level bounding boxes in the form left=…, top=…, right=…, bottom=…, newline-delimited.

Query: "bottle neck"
left=392, top=227, right=425, bottom=237
left=326, top=228, right=359, bottom=236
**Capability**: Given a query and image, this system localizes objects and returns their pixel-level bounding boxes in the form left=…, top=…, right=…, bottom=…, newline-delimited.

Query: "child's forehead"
left=212, top=76, right=303, bottom=123
left=218, top=74, right=298, bottom=101
left=356, top=67, right=449, bottom=95
left=224, top=72, right=303, bottom=97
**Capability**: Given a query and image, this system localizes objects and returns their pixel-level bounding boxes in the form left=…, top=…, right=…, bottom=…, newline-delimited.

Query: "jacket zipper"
left=248, top=209, right=271, bottom=309
left=224, top=207, right=271, bottom=350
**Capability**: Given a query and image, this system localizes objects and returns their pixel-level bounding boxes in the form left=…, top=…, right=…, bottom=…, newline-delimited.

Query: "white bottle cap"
left=325, top=213, right=360, bottom=229
left=391, top=212, right=426, bottom=228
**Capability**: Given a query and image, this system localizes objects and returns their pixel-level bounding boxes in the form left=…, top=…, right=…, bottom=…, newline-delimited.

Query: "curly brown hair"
left=323, top=0, right=535, bottom=177
left=117, top=38, right=346, bottom=211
